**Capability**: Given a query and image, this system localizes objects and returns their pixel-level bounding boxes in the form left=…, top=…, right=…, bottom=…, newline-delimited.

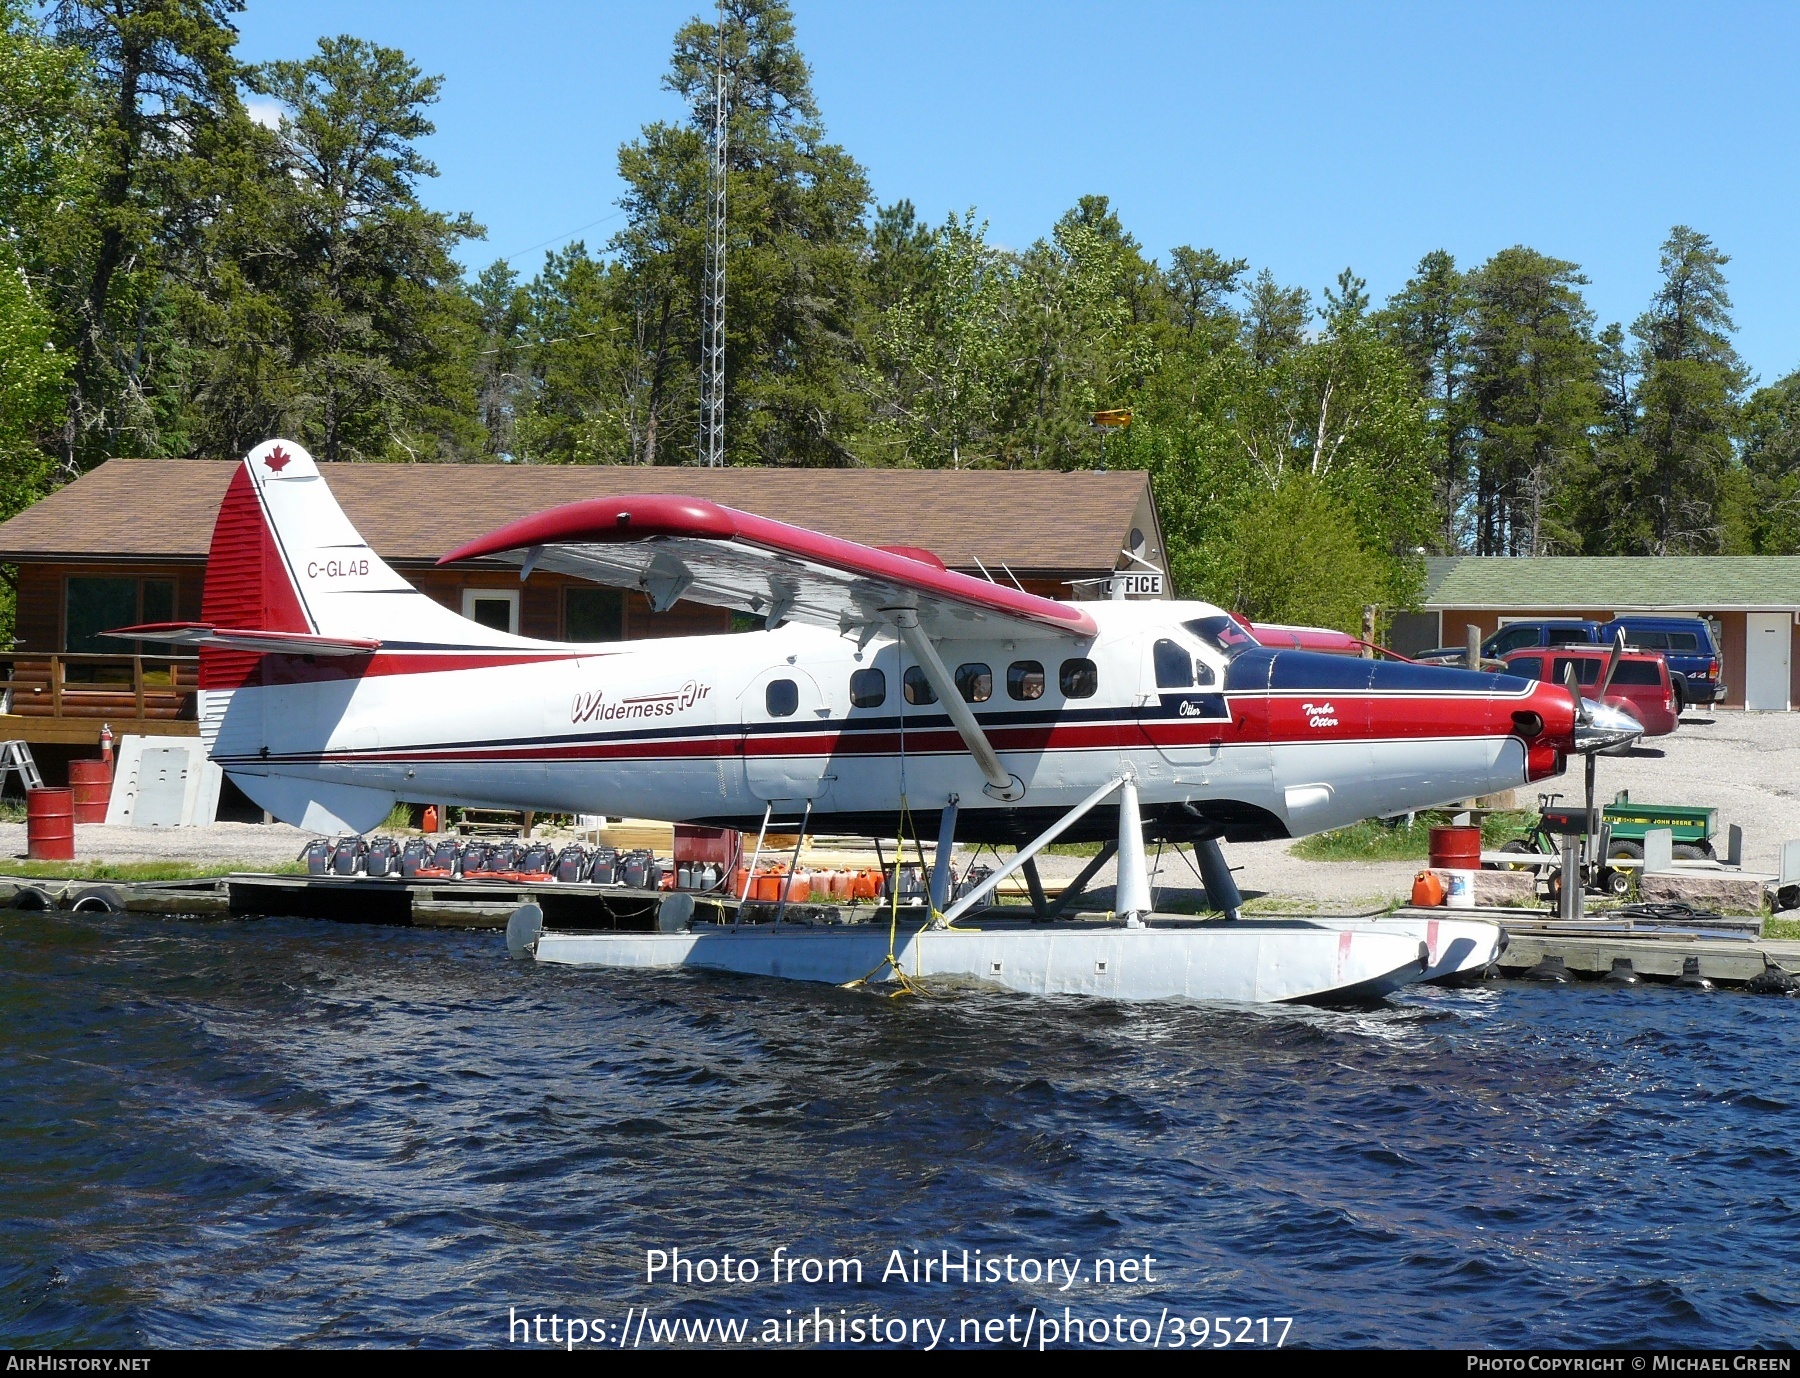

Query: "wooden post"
left=1465, top=624, right=1482, bottom=670
left=133, top=656, right=145, bottom=721
left=1362, top=605, right=1377, bottom=657
left=50, top=654, right=61, bottom=720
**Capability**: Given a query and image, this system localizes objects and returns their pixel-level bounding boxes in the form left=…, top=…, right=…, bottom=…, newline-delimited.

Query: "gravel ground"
left=5, top=706, right=1791, bottom=908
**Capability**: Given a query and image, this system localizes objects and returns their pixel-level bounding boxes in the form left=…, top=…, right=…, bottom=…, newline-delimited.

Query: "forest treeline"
left=4, top=0, right=1800, bottom=631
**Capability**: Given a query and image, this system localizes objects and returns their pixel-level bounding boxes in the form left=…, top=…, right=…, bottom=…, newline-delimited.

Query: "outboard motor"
left=459, top=841, right=491, bottom=876
left=587, top=847, right=619, bottom=885
left=419, top=839, right=460, bottom=879
left=363, top=836, right=400, bottom=877
left=299, top=837, right=332, bottom=876
left=399, top=837, right=430, bottom=878
left=955, top=864, right=994, bottom=900
left=487, top=841, right=524, bottom=876
left=553, top=845, right=589, bottom=883
left=331, top=836, right=367, bottom=876
left=515, top=843, right=555, bottom=881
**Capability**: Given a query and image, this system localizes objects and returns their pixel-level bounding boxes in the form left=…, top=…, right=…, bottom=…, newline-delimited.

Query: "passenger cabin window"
left=1060, top=658, right=1098, bottom=699
left=849, top=667, right=886, bottom=707
left=1668, top=631, right=1700, bottom=651
left=1194, top=659, right=1216, bottom=686
left=1153, top=638, right=1193, bottom=689
left=954, top=663, right=992, bottom=703
left=1630, top=630, right=1668, bottom=650
left=1007, top=660, right=1045, bottom=700
left=1545, top=627, right=1592, bottom=646
left=903, top=666, right=937, bottom=705
left=1510, top=656, right=1545, bottom=681
left=765, top=678, right=799, bottom=717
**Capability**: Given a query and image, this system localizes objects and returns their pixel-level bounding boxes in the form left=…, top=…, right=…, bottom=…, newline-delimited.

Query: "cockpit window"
left=1184, top=615, right=1257, bottom=659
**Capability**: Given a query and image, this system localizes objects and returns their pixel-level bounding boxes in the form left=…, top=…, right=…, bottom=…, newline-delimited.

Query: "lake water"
left=3, top=909, right=1798, bottom=1349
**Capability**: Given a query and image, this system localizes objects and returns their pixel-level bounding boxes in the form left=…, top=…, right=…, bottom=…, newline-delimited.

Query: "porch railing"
left=0, top=652, right=200, bottom=722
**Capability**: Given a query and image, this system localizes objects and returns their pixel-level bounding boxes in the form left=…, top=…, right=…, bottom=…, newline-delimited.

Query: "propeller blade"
left=1562, top=661, right=1591, bottom=725
left=1598, top=630, right=1624, bottom=698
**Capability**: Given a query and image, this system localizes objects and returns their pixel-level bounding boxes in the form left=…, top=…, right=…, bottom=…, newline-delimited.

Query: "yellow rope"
left=842, top=793, right=938, bottom=996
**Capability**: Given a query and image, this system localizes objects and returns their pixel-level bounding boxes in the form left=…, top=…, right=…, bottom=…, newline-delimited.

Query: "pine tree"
left=1465, top=247, right=1599, bottom=554
left=1379, top=251, right=1474, bottom=551
left=1622, top=226, right=1748, bottom=552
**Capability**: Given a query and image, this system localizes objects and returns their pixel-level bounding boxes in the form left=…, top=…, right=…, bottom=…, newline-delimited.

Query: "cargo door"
left=740, top=665, right=836, bottom=803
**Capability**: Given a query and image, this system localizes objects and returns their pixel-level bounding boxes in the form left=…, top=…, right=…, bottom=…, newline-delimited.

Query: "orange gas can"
left=1411, top=870, right=1445, bottom=907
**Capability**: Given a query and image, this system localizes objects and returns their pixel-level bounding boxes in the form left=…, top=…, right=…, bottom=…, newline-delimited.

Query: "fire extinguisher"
left=99, top=723, right=115, bottom=777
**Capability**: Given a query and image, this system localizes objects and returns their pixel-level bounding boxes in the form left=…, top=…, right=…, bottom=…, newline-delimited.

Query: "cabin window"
left=1487, top=625, right=1539, bottom=655
left=850, top=667, right=886, bottom=707
left=903, top=666, right=937, bottom=705
left=955, top=662, right=992, bottom=703
left=765, top=678, right=799, bottom=717
left=1060, top=658, right=1098, bottom=699
left=564, top=587, right=623, bottom=642
left=1510, top=656, right=1544, bottom=681
left=1007, top=660, right=1045, bottom=700
left=1153, top=638, right=1193, bottom=689
left=462, top=588, right=519, bottom=635
left=1194, top=659, right=1216, bottom=687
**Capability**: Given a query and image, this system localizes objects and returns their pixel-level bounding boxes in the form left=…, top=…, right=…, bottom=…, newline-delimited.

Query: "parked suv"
left=1501, top=645, right=1679, bottom=737
left=1600, top=616, right=1724, bottom=710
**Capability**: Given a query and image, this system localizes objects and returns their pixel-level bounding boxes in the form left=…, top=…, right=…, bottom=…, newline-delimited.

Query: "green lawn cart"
left=1601, top=789, right=1720, bottom=867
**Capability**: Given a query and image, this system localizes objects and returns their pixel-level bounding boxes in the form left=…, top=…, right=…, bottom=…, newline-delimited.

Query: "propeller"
left=1563, top=654, right=1642, bottom=754
left=1597, top=630, right=1625, bottom=699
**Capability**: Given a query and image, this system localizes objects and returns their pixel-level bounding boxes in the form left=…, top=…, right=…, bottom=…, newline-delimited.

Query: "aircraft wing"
left=438, top=495, right=1099, bottom=644
left=105, top=622, right=381, bottom=656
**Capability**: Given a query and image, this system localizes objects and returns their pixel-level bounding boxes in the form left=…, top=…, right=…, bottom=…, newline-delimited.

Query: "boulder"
left=1637, top=871, right=1767, bottom=915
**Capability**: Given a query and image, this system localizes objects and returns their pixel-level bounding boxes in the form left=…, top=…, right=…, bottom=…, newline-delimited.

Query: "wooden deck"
left=0, top=652, right=199, bottom=744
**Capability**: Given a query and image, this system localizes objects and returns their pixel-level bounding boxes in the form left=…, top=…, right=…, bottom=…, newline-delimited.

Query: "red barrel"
left=27, top=787, right=75, bottom=861
left=1428, top=825, right=1482, bottom=870
left=68, top=759, right=113, bottom=825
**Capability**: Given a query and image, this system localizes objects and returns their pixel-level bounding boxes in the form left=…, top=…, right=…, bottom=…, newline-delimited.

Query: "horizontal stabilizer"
left=106, top=622, right=380, bottom=656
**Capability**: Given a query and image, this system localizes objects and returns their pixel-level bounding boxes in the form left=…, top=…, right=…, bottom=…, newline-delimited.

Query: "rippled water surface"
left=3, top=908, right=1800, bottom=1348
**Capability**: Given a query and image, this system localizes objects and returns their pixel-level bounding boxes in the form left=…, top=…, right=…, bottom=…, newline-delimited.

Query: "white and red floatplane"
left=113, top=441, right=1642, bottom=1004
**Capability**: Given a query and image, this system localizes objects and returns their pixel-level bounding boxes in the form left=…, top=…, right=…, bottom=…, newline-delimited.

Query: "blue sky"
left=233, top=2, right=1800, bottom=383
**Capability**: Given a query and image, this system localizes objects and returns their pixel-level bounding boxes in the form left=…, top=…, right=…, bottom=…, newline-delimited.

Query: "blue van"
left=1601, top=616, right=1725, bottom=708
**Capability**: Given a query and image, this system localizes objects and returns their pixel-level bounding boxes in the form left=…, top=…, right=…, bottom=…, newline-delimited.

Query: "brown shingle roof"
left=0, top=459, right=1157, bottom=576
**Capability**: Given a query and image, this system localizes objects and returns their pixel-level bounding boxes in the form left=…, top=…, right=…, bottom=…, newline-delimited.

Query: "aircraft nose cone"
left=1575, top=697, right=1642, bottom=752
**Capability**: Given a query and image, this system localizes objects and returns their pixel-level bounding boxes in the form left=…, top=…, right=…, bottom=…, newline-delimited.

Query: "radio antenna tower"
left=698, top=0, right=728, bottom=467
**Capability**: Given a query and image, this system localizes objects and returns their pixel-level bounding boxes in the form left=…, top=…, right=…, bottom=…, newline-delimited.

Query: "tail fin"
left=198, top=439, right=522, bottom=690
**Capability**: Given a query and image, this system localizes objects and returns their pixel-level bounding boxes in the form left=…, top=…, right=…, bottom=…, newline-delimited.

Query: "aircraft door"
left=1137, top=633, right=1231, bottom=785
left=740, top=665, right=836, bottom=804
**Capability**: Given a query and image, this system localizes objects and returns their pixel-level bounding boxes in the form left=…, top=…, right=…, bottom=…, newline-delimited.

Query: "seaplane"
left=110, top=440, right=1642, bottom=1004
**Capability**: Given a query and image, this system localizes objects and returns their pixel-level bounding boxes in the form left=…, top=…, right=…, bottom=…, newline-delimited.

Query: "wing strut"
left=890, top=611, right=1024, bottom=802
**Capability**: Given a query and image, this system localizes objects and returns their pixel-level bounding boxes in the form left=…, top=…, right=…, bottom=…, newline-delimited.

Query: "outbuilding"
left=1391, top=555, right=1800, bottom=711
left=0, top=459, right=1168, bottom=766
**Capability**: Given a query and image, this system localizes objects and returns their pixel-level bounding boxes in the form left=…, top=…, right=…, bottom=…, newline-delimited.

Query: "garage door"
left=1745, top=612, right=1791, bottom=712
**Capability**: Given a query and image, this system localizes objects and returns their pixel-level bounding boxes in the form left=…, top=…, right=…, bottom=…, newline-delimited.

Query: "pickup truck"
left=1471, top=617, right=1724, bottom=710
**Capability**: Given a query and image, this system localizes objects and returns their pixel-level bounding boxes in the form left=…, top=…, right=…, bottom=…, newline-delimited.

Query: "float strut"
left=1193, top=836, right=1242, bottom=921
left=1019, top=856, right=1051, bottom=922
left=1041, top=839, right=1118, bottom=922
left=938, top=774, right=1128, bottom=926
left=1115, top=774, right=1152, bottom=927
left=929, top=795, right=959, bottom=913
